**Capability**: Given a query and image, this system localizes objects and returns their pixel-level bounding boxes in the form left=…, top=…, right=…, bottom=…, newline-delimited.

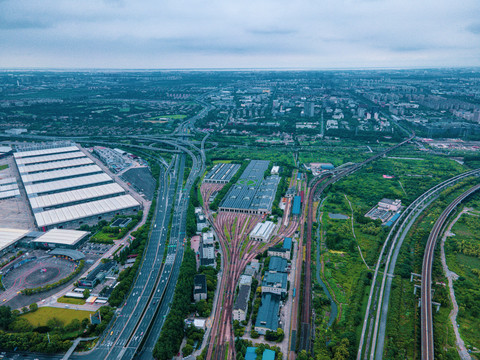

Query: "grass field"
left=22, top=307, right=93, bottom=327
left=57, top=296, right=86, bottom=305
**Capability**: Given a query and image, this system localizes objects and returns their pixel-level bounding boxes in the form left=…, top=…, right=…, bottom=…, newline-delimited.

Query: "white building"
left=249, top=221, right=275, bottom=242
left=378, top=198, right=402, bottom=212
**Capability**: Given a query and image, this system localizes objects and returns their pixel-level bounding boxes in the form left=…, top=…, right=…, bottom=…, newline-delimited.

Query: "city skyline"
left=1, top=0, right=480, bottom=69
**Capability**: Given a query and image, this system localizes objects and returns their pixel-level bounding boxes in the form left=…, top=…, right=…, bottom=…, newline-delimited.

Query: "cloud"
left=0, top=0, right=479, bottom=68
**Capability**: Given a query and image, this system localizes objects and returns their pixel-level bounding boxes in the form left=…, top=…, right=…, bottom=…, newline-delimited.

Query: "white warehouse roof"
left=15, top=151, right=86, bottom=165
left=25, top=173, right=113, bottom=195
left=30, top=183, right=125, bottom=210
left=14, top=146, right=79, bottom=159
left=18, top=157, right=93, bottom=174
left=35, top=194, right=140, bottom=228
left=0, top=177, right=17, bottom=185
left=32, top=229, right=89, bottom=246
left=0, top=190, right=20, bottom=199
left=0, top=228, right=30, bottom=252
left=21, top=165, right=102, bottom=184
left=250, top=221, right=275, bottom=241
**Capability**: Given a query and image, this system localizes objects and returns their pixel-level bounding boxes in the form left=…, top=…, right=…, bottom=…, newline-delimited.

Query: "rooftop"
left=269, top=256, right=288, bottom=273
left=34, top=194, right=140, bottom=228
left=233, top=284, right=250, bottom=311
left=283, top=237, right=292, bottom=250
left=32, top=229, right=90, bottom=246
left=255, top=293, right=280, bottom=330
left=0, top=228, right=30, bottom=252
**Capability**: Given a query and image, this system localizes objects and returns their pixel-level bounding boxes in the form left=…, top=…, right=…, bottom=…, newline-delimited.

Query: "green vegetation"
left=21, top=307, right=93, bottom=327
left=21, top=260, right=85, bottom=295
left=90, top=213, right=142, bottom=244
left=446, top=202, right=480, bottom=352
left=153, top=245, right=197, bottom=360
left=0, top=165, right=8, bottom=171
left=309, top=151, right=468, bottom=359
left=57, top=296, right=86, bottom=305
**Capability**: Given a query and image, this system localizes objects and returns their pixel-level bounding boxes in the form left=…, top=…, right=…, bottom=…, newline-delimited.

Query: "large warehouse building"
left=14, top=144, right=141, bottom=231
left=204, top=163, right=240, bottom=184
left=219, top=160, right=280, bottom=215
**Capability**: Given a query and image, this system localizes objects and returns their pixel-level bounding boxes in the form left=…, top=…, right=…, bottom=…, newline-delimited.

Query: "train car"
left=303, top=246, right=306, bottom=262
left=293, top=288, right=296, bottom=297
left=300, top=190, right=305, bottom=203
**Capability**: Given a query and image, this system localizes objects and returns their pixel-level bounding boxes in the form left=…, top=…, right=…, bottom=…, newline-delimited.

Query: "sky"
left=1, top=0, right=480, bottom=69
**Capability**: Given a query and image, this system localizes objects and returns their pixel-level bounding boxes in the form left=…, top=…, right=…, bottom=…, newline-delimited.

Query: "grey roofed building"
left=233, top=284, right=251, bottom=322
left=204, top=163, right=241, bottom=184
left=268, top=256, right=288, bottom=273
left=193, top=274, right=207, bottom=302
left=220, top=160, right=280, bottom=215
left=255, top=293, right=280, bottom=334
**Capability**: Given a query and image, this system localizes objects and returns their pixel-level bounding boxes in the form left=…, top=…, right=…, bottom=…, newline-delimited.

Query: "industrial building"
left=249, top=221, right=275, bottom=242
left=0, top=228, right=30, bottom=256
left=233, top=284, right=251, bottom=322
left=78, top=261, right=117, bottom=288
left=268, top=237, right=292, bottom=259
left=32, top=229, right=90, bottom=249
left=261, top=272, right=288, bottom=296
left=204, top=163, right=240, bottom=184
left=268, top=256, right=288, bottom=273
left=0, top=178, right=20, bottom=200
left=292, top=196, right=302, bottom=216
left=365, top=198, right=402, bottom=225
left=193, top=274, right=207, bottom=302
left=219, top=160, right=280, bottom=215
left=255, top=293, right=280, bottom=334
left=13, top=144, right=141, bottom=231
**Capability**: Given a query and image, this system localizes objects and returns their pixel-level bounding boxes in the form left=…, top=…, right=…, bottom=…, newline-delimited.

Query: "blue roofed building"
left=255, top=293, right=280, bottom=335
left=245, top=347, right=257, bottom=360
left=292, top=196, right=301, bottom=216
left=262, top=271, right=288, bottom=296
left=283, top=237, right=292, bottom=251
left=262, top=349, right=276, bottom=360
left=268, top=256, right=288, bottom=273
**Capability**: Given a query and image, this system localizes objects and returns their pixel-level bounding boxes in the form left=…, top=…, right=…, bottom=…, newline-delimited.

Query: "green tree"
left=83, top=289, right=91, bottom=299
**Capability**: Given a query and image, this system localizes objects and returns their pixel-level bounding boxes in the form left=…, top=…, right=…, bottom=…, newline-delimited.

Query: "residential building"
left=233, top=284, right=251, bottom=322
left=193, top=274, right=207, bottom=302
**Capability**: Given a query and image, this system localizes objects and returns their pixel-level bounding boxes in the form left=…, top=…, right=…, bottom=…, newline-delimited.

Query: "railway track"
left=357, top=168, right=480, bottom=360
left=421, top=183, right=480, bottom=360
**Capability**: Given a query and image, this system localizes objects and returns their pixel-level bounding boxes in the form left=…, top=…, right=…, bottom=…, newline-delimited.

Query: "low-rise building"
left=261, top=272, right=287, bottom=296
left=233, top=284, right=251, bottom=322
left=268, top=256, right=288, bottom=273
left=244, top=260, right=260, bottom=276
left=249, top=221, right=275, bottom=242
left=378, top=198, right=402, bottom=212
left=255, top=293, right=280, bottom=335
left=239, top=274, right=253, bottom=286
left=193, top=274, right=207, bottom=302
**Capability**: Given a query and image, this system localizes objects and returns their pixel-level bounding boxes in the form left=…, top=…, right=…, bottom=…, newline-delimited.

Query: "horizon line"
left=1, top=65, right=480, bottom=72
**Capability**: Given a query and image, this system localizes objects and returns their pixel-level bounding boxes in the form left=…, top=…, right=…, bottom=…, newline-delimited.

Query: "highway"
left=356, top=168, right=480, bottom=360
left=421, top=183, right=480, bottom=360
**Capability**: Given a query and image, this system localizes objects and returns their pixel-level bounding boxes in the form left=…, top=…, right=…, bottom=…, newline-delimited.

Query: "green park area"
left=21, top=307, right=94, bottom=327
left=57, top=296, right=87, bottom=305
left=311, top=149, right=468, bottom=359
